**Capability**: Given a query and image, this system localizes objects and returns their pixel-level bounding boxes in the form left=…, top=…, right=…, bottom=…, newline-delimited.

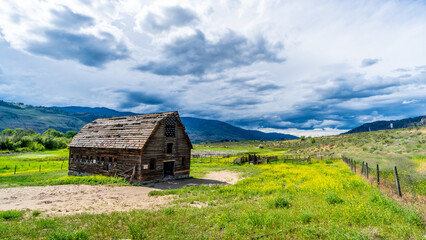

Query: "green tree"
left=43, top=129, right=64, bottom=138
left=64, top=131, right=78, bottom=139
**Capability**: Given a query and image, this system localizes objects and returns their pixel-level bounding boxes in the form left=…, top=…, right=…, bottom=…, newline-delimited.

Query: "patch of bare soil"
left=0, top=171, right=241, bottom=215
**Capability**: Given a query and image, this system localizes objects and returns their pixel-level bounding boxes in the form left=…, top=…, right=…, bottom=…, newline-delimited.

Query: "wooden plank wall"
left=69, top=147, right=141, bottom=177
left=140, top=119, right=191, bottom=182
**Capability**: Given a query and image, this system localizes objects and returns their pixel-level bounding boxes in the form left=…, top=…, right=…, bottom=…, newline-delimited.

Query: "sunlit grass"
left=1, top=159, right=423, bottom=239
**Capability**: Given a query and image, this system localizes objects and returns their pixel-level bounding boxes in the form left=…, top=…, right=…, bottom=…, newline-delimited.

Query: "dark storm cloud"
left=318, top=77, right=400, bottom=101
left=211, top=97, right=262, bottom=108
left=141, top=6, right=199, bottom=32
left=116, top=90, right=167, bottom=109
left=134, top=30, right=284, bottom=76
left=361, top=58, right=380, bottom=67
left=230, top=73, right=426, bottom=131
left=27, top=30, right=129, bottom=67
left=51, top=6, right=95, bottom=29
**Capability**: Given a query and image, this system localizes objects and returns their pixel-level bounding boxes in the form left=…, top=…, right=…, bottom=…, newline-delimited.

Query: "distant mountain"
left=0, top=101, right=107, bottom=133
left=51, top=106, right=136, bottom=117
left=345, top=115, right=426, bottom=134
left=180, top=117, right=298, bottom=142
left=0, top=101, right=298, bottom=142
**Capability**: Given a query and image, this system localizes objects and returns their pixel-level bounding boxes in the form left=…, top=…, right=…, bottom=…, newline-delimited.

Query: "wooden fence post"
left=39, top=165, right=41, bottom=172
left=394, top=166, right=402, bottom=197
left=14, top=165, right=16, bottom=174
left=361, top=161, right=364, bottom=174
left=366, top=162, right=369, bottom=179
left=354, top=160, right=356, bottom=173
left=376, top=164, right=380, bottom=185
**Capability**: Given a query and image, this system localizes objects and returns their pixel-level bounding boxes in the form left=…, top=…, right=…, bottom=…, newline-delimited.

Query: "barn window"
left=150, top=159, right=156, bottom=170
left=70, top=154, right=73, bottom=159
left=182, top=157, right=185, bottom=166
left=109, top=157, right=112, bottom=163
left=165, top=116, right=176, bottom=137
left=167, top=143, right=173, bottom=154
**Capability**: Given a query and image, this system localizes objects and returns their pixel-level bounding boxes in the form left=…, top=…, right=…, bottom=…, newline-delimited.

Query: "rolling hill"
left=346, top=115, right=426, bottom=134
left=0, top=101, right=297, bottom=142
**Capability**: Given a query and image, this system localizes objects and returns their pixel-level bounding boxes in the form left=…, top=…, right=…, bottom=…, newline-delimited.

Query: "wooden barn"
left=68, top=111, right=192, bottom=183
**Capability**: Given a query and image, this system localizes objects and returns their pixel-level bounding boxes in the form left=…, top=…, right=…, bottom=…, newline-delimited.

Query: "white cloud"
left=0, top=0, right=425, bottom=135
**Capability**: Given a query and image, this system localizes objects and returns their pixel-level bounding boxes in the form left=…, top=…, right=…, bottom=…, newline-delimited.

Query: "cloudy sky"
left=0, top=0, right=425, bottom=136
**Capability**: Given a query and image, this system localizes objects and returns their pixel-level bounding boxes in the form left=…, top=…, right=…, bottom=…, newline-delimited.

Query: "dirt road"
left=0, top=170, right=240, bottom=215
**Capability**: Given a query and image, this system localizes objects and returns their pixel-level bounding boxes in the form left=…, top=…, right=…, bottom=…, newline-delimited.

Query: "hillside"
left=53, top=107, right=298, bottom=142
left=0, top=101, right=105, bottom=133
left=346, top=115, right=426, bottom=134
left=180, top=117, right=297, bottom=142
left=0, top=101, right=297, bottom=142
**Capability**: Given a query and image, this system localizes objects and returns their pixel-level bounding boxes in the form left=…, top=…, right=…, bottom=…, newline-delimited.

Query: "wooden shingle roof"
left=69, top=111, right=179, bottom=149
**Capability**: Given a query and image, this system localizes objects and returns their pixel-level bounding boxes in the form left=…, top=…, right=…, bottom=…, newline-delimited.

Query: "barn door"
left=163, top=161, right=174, bottom=177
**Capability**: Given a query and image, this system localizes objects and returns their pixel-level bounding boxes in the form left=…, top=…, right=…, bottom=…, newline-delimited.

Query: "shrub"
left=0, top=210, right=25, bottom=220
left=164, top=207, right=175, bottom=215
left=32, top=210, right=42, bottom=217
left=300, top=211, right=314, bottom=224
left=325, top=192, right=344, bottom=204
left=269, top=196, right=291, bottom=208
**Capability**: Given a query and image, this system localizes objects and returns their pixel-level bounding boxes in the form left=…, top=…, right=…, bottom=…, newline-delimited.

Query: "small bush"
left=0, top=210, right=25, bottom=220
left=269, top=196, right=291, bottom=208
left=48, top=230, right=88, bottom=240
left=164, top=207, right=174, bottom=215
left=300, top=211, right=314, bottom=224
left=325, top=192, right=344, bottom=204
left=32, top=210, right=42, bottom=217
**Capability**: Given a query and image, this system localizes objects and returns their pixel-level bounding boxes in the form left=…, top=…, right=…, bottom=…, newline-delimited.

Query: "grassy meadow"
left=0, top=150, right=127, bottom=188
left=196, top=126, right=426, bottom=196
left=0, top=126, right=424, bottom=239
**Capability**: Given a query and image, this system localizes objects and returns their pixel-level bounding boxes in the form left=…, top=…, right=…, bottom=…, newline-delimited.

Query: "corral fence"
left=191, top=152, right=340, bottom=165
left=342, top=156, right=406, bottom=197
left=0, top=156, right=68, bottom=175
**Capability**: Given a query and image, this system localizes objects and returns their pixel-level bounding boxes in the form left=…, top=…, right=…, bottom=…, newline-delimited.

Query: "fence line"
left=342, top=156, right=402, bottom=197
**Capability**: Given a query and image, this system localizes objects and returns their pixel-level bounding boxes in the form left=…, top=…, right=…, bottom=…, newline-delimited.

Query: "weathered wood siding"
left=140, top=119, right=191, bottom=182
left=69, top=147, right=141, bottom=177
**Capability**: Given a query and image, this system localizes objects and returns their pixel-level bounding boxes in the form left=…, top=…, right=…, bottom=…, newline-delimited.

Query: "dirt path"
left=0, top=171, right=240, bottom=215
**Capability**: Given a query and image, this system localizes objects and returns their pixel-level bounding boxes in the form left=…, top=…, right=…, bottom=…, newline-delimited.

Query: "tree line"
left=0, top=128, right=77, bottom=152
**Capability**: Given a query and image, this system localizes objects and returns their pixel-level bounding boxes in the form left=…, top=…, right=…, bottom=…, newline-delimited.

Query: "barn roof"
left=69, top=111, right=189, bottom=149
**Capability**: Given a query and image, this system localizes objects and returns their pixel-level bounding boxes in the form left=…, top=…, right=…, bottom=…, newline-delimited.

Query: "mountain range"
left=0, top=100, right=298, bottom=142
left=345, top=115, right=426, bottom=134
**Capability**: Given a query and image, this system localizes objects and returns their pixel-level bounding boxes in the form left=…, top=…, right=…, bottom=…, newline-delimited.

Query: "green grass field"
left=0, top=150, right=128, bottom=188
left=0, top=127, right=424, bottom=239
left=0, top=159, right=424, bottom=239
left=194, top=126, right=426, bottom=195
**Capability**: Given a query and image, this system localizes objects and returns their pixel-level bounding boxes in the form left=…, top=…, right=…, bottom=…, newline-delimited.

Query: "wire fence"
left=0, top=157, right=68, bottom=175
left=341, top=156, right=425, bottom=197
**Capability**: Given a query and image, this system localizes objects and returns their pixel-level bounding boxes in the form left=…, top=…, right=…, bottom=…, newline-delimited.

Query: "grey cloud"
left=141, top=6, right=198, bottom=32
left=361, top=58, right=380, bottom=67
left=116, top=90, right=171, bottom=109
left=318, top=76, right=399, bottom=101
left=134, top=30, right=284, bottom=76
left=27, top=30, right=129, bottom=67
left=51, top=6, right=94, bottom=29
left=211, top=97, right=262, bottom=108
